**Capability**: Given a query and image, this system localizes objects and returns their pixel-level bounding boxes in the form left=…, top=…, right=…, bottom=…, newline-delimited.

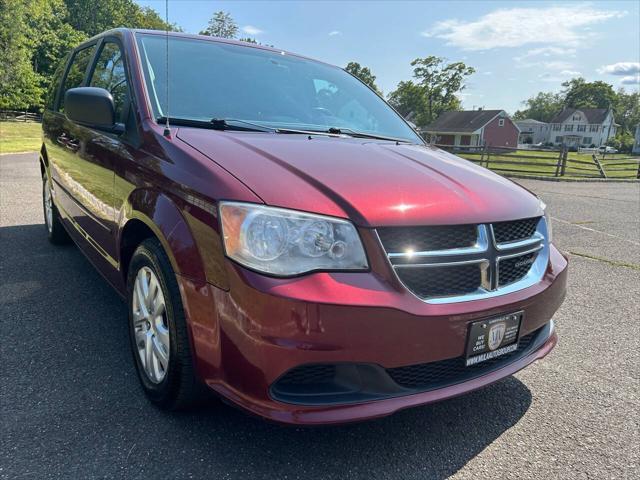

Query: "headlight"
left=541, top=201, right=553, bottom=243
left=219, top=202, right=369, bottom=276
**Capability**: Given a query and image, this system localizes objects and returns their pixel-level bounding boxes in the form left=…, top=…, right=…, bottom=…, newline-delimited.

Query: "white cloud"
left=539, top=68, right=582, bottom=82
left=598, top=62, right=640, bottom=75
left=328, top=30, right=341, bottom=36
left=241, top=25, right=263, bottom=35
left=620, top=75, right=640, bottom=85
left=422, top=5, right=626, bottom=51
left=482, top=71, right=493, bottom=75
left=514, top=47, right=577, bottom=63
left=543, top=61, right=575, bottom=71
left=516, top=59, right=577, bottom=71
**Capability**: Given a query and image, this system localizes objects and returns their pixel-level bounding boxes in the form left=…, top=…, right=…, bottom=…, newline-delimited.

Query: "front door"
left=46, top=38, right=135, bottom=272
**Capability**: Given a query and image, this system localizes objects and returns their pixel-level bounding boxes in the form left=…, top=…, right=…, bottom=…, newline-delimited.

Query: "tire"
left=127, top=238, right=206, bottom=410
left=42, top=175, right=70, bottom=245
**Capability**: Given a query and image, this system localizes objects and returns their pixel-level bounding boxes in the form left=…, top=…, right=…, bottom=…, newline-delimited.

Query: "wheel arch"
left=118, top=188, right=207, bottom=284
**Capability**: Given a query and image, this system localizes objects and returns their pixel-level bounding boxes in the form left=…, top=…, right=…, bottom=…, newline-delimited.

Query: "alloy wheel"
left=132, top=266, right=170, bottom=383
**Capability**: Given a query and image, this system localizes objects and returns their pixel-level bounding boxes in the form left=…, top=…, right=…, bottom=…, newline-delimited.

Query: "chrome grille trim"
left=388, top=226, right=489, bottom=261
left=376, top=217, right=549, bottom=304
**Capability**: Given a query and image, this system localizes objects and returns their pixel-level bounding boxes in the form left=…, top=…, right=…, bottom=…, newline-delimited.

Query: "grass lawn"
left=0, top=121, right=42, bottom=154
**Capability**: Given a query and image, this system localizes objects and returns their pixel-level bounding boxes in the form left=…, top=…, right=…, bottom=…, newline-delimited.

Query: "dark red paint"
left=40, top=29, right=567, bottom=424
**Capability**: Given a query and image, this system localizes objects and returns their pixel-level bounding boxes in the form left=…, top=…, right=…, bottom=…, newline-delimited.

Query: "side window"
left=60, top=45, right=96, bottom=112
left=45, top=54, right=70, bottom=111
left=90, top=42, right=128, bottom=122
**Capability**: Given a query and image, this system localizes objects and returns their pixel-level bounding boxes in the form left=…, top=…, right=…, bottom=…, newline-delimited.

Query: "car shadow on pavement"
left=1, top=223, right=532, bottom=480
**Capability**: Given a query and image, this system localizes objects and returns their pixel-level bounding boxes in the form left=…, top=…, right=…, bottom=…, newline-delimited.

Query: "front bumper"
left=178, top=245, right=567, bottom=425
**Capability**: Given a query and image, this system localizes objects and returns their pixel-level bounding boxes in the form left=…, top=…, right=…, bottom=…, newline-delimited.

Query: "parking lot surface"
left=1, top=153, right=639, bottom=479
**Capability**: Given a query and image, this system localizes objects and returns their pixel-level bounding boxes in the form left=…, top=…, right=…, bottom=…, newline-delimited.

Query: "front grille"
left=395, top=263, right=482, bottom=298
left=276, top=364, right=336, bottom=385
left=377, top=225, right=477, bottom=252
left=492, top=217, right=540, bottom=244
left=377, top=217, right=547, bottom=303
left=498, top=252, right=538, bottom=286
left=387, top=328, right=540, bottom=390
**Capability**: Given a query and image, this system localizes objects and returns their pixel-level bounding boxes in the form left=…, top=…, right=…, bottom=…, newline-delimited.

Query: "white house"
left=633, top=124, right=640, bottom=155
left=516, top=119, right=549, bottom=144
left=547, top=108, right=617, bottom=147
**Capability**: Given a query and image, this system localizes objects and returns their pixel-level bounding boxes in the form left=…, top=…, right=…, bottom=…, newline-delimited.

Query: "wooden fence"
left=0, top=110, right=42, bottom=122
left=433, top=144, right=640, bottom=179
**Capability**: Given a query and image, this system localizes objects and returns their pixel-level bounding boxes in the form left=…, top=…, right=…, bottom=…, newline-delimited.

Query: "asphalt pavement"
left=1, top=152, right=639, bottom=479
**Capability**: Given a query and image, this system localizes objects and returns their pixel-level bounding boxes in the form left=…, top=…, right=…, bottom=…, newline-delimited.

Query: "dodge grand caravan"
left=40, top=29, right=567, bottom=425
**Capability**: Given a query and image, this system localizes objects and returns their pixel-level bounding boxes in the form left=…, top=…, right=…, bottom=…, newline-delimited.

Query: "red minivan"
left=40, top=29, right=567, bottom=425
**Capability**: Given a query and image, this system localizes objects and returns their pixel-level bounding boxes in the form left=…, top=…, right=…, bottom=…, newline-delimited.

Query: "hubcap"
left=43, top=178, right=53, bottom=233
left=132, top=266, right=169, bottom=383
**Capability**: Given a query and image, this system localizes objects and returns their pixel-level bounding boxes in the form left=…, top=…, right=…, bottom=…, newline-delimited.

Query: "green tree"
left=28, top=0, right=86, bottom=96
left=199, top=11, right=238, bottom=38
left=63, top=0, right=178, bottom=36
left=0, top=0, right=43, bottom=110
left=387, top=81, right=427, bottom=121
left=387, top=56, right=474, bottom=128
left=613, top=88, right=640, bottom=135
left=561, top=77, right=617, bottom=110
left=607, top=130, right=634, bottom=153
left=345, top=62, right=381, bottom=94
left=513, top=91, right=565, bottom=122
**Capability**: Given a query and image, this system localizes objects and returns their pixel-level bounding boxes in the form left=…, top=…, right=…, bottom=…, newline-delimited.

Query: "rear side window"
left=89, top=42, right=128, bottom=122
left=59, top=45, right=96, bottom=112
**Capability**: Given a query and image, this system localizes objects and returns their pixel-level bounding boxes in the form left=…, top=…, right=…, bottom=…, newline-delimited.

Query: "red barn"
left=424, top=110, right=520, bottom=149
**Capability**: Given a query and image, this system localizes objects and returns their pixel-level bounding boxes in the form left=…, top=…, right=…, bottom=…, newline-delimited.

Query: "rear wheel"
left=127, top=238, right=206, bottom=410
left=42, top=175, right=69, bottom=244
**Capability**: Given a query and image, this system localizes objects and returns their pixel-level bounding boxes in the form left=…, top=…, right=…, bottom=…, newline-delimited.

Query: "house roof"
left=516, top=118, right=546, bottom=124
left=550, top=108, right=610, bottom=124
left=425, top=110, right=503, bottom=133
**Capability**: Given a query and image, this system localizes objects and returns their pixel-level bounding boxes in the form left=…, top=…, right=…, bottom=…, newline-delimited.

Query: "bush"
left=607, top=131, right=634, bottom=153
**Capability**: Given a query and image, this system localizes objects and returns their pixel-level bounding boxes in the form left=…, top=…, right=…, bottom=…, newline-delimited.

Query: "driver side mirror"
left=64, top=87, right=124, bottom=134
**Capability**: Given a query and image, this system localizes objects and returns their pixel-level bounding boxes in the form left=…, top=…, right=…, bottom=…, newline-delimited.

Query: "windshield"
left=136, top=34, right=422, bottom=143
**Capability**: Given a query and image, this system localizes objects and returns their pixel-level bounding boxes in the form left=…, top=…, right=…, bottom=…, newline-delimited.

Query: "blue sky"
left=136, top=0, right=640, bottom=113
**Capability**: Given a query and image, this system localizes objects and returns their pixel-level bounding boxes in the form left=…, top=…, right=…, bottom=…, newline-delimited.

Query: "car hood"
left=177, top=129, right=542, bottom=227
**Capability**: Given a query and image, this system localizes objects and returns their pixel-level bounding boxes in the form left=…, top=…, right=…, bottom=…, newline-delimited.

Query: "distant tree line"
left=2, top=4, right=636, bottom=152
left=0, top=0, right=179, bottom=111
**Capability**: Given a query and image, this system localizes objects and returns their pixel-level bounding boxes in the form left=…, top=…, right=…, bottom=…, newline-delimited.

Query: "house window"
left=498, top=119, right=505, bottom=127
left=552, top=124, right=561, bottom=131
left=583, top=137, right=592, bottom=145
left=555, top=136, right=562, bottom=143
left=564, top=124, right=573, bottom=131
left=572, top=114, right=581, bottom=121
left=590, top=125, right=599, bottom=132
left=577, top=124, right=586, bottom=132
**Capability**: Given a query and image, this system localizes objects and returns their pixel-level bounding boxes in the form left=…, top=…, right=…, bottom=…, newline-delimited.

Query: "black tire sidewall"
left=42, top=175, right=69, bottom=244
left=127, top=241, right=182, bottom=406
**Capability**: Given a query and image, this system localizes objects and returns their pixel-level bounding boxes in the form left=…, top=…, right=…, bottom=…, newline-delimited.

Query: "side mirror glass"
left=64, top=87, right=123, bottom=133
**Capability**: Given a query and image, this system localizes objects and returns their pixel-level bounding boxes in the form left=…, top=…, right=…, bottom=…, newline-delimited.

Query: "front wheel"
left=127, top=238, right=206, bottom=410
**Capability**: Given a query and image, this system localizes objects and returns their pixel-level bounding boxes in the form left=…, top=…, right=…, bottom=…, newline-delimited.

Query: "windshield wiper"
left=157, top=116, right=274, bottom=132
left=322, top=127, right=417, bottom=143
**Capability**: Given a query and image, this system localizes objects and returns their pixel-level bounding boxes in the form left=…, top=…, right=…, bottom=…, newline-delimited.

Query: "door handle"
left=66, top=139, right=80, bottom=152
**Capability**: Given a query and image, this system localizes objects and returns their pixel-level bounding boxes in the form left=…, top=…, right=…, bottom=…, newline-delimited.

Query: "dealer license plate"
left=465, top=312, right=523, bottom=366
